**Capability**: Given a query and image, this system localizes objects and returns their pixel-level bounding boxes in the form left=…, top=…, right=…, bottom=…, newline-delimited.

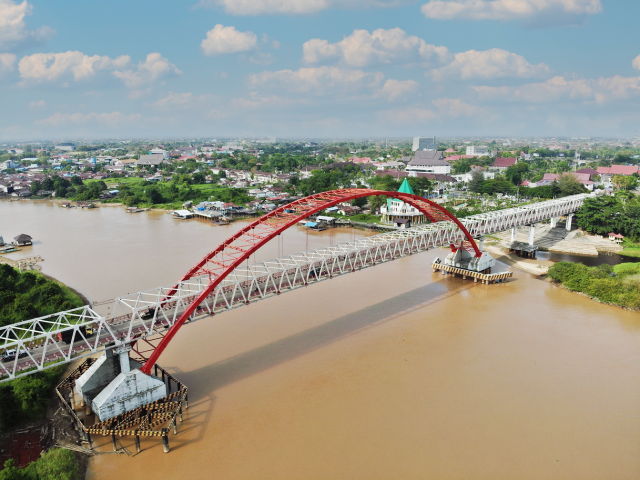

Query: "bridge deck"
left=0, top=193, right=590, bottom=381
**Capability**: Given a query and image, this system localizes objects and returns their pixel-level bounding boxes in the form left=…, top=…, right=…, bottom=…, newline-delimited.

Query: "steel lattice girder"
left=0, top=193, right=590, bottom=382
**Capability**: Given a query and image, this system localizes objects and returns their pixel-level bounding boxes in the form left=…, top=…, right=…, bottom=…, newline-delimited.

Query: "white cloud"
left=377, top=79, right=419, bottom=100
left=303, top=28, right=451, bottom=67
left=35, top=111, right=143, bottom=127
left=429, top=48, right=551, bottom=80
left=432, top=97, right=480, bottom=116
left=632, top=54, right=640, bottom=71
left=197, top=0, right=414, bottom=15
left=473, top=75, right=640, bottom=104
left=28, top=99, right=44, bottom=108
left=18, top=51, right=130, bottom=82
left=201, top=25, right=258, bottom=56
left=376, top=106, right=437, bottom=123
left=421, top=0, right=602, bottom=25
left=249, top=66, right=384, bottom=96
left=0, top=0, right=54, bottom=50
left=233, top=94, right=303, bottom=109
left=0, top=52, right=16, bottom=74
left=112, top=53, right=182, bottom=88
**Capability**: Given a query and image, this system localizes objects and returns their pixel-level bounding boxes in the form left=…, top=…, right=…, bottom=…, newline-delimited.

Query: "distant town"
left=0, top=136, right=638, bottom=224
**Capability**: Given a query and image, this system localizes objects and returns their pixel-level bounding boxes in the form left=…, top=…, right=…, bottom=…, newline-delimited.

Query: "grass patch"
left=620, top=239, right=640, bottom=258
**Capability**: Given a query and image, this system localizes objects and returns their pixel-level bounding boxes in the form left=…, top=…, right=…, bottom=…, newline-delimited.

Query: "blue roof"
left=305, top=222, right=318, bottom=227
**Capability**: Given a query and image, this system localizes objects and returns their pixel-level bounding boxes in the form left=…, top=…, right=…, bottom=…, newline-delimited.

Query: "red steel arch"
left=140, top=188, right=479, bottom=374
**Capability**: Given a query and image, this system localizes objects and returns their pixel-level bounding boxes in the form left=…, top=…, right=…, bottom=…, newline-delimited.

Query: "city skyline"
left=1, top=0, right=640, bottom=139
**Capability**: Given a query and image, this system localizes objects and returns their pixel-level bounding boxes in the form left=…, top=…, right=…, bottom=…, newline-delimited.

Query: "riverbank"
left=547, top=261, right=640, bottom=311
left=484, top=245, right=550, bottom=275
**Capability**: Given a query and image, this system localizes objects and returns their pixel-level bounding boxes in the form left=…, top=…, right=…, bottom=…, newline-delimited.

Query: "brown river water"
left=2, top=200, right=640, bottom=479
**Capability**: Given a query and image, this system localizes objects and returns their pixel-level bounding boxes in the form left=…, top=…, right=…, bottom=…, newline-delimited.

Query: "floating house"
left=14, top=234, right=33, bottom=246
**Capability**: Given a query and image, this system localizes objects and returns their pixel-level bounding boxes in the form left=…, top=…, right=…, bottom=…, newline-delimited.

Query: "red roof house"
left=492, top=157, right=517, bottom=170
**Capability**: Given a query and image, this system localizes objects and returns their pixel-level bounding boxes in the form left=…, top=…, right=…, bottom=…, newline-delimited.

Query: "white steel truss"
left=0, top=193, right=590, bottom=382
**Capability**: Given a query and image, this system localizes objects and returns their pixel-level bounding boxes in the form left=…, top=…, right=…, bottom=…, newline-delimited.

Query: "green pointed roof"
left=398, top=178, right=414, bottom=195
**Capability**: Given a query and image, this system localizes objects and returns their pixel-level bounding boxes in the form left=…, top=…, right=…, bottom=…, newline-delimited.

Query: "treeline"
left=576, top=195, right=640, bottom=240
left=0, top=448, right=78, bottom=480
left=0, top=266, right=84, bottom=328
left=548, top=261, right=640, bottom=310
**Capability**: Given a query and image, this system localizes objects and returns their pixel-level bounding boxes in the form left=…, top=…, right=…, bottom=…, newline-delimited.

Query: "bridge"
left=0, top=190, right=589, bottom=385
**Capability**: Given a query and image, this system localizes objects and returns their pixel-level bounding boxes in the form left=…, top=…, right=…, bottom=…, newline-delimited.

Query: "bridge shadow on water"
left=175, top=277, right=477, bottom=402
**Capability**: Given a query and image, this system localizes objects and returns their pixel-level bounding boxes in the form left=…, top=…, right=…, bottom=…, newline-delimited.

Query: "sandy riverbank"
left=484, top=245, right=551, bottom=276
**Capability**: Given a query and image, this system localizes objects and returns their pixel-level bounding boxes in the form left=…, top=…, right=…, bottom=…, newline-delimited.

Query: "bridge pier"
left=510, top=227, right=517, bottom=243
left=550, top=217, right=558, bottom=228
left=528, top=224, right=536, bottom=246
left=566, top=213, right=574, bottom=231
left=75, top=345, right=167, bottom=423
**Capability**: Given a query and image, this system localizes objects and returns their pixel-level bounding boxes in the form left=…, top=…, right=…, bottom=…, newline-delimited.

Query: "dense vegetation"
left=576, top=194, right=640, bottom=240
left=0, top=365, right=66, bottom=433
left=0, top=266, right=84, bottom=328
left=547, top=261, right=640, bottom=310
left=0, top=448, right=78, bottom=480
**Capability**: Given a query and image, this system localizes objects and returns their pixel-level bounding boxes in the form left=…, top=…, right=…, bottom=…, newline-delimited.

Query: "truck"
left=56, top=325, right=94, bottom=345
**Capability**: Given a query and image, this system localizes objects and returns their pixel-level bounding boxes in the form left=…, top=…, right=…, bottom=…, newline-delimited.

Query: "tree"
left=612, top=174, right=638, bottom=191
left=368, top=195, right=386, bottom=214
left=557, top=174, right=587, bottom=196
left=468, top=170, right=484, bottom=193
left=576, top=196, right=623, bottom=235
left=70, top=175, right=83, bottom=186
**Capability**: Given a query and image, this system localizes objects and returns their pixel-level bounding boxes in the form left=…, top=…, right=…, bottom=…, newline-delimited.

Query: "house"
left=299, top=166, right=321, bottom=178
left=492, top=157, right=517, bottom=170
left=136, top=154, right=169, bottom=167
left=597, top=165, right=640, bottom=177
left=576, top=168, right=599, bottom=179
left=608, top=233, right=624, bottom=244
left=14, top=234, right=33, bottom=246
left=348, top=157, right=372, bottom=164
left=542, top=173, right=594, bottom=190
left=406, top=151, right=451, bottom=175
left=374, top=170, right=409, bottom=179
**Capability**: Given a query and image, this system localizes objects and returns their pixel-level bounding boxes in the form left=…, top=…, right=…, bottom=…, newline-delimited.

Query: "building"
left=136, top=154, right=169, bottom=167
left=406, top=151, right=451, bottom=175
left=14, top=234, right=32, bottom=246
left=149, top=148, right=169, bottom=159
left=492, top=157, right=517, bottom=171
left=55, top=143, right=76, bottom=151
left=466, top=145, right=489, bottom=156
left=0, top=160, right=19, bottom=171
left=380, top=178, right=429, bottom=228
left=412, top=137, right=437, bottom=152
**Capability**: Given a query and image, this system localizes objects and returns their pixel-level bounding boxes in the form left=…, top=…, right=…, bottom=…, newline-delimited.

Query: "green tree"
left=576, top=196, right=623, bottom=235
left=468, top=170, right=484, bottom=193
left=557, top=174, right=587, bottom=196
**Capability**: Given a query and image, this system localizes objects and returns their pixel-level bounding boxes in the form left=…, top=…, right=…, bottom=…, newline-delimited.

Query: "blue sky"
left=1, top=0, right=639, bottom=139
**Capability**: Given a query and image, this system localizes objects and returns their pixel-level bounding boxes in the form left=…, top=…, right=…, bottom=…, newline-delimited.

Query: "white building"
left=55, top=143, right=76, bottom=151
left=149, top=148, right=169, bottom=159
left=452, top=170, right=495, bottom=183
left=405, top=150, right=451, bottom=175
left=0, top=160, right=19, bottom=170
left=466, top=145, right=489, bottom=156
left=412, top=136, right=437, bottom=152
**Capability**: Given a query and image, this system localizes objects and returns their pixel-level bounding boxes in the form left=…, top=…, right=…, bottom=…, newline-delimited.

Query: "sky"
left=1, top=0, right=639, bottom=140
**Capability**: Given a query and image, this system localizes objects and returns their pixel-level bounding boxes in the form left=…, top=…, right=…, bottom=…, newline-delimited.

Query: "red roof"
left=493, top=157, right=517, bottom=168
left=597, top=165, right=639, bottom=175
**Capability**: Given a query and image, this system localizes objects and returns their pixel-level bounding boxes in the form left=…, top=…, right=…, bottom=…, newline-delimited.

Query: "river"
left=2, top=200, right=640, bottom=479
